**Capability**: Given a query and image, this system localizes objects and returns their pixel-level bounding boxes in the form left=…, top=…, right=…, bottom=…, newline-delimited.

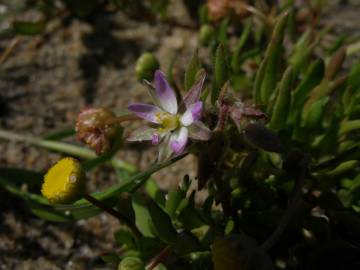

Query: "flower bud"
left=118, top=257, right=145, bottom=270
left=199, top=24, right=214, bottom=46
left=42, top=157, right=86, bottom=204
left=76, top=107, right=117, bottom=155
left=135, top=52, right=160, bottom=82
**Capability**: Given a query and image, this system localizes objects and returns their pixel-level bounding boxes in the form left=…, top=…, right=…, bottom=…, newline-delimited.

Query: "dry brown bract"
left=207, top=0, right=250, bottom=21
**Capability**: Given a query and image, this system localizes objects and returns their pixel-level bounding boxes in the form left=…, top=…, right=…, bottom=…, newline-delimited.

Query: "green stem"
left=84, top=193, right=142, bottom=237
left=146, top=245, right=172, bottom=270
left=0, top=129, right=135, bottom=172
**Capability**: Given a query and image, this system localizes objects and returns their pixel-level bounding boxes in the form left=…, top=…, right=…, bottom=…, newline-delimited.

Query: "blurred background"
left=0, top=0, right=359, bottom=269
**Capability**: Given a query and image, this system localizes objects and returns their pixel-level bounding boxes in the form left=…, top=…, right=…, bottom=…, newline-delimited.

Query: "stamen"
left=155, top=112, right=179, bottom=131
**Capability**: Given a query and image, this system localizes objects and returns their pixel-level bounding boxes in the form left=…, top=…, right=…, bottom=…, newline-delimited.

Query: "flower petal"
left=154, top=70, right=178, bottom=114
left=182, top=71, right=206, bottom=108
left=181, top=101, right=203, bottom=126
left=170, top=127, right=188, bottom=154
left=128, top=103, right=162, bottom=123
left=188, top=121, right=212, bottom=141
left=152, top=133, right=161, bottom=145
left=158, top=134, right=173, bottom=162
left=143, top=80, right=162, bottom=108
left=127, top=127, right=156, bottom=142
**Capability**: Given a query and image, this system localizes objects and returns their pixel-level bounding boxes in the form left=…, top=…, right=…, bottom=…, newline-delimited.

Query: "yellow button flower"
left=42, top=157, right=86, bottom=204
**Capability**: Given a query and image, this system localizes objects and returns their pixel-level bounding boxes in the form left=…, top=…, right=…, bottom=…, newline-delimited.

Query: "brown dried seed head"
left=76, top=107, right=117, bottom=155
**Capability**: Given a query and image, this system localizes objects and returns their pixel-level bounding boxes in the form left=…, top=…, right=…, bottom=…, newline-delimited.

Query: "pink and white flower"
left=128, top=70, right=211, bottom=161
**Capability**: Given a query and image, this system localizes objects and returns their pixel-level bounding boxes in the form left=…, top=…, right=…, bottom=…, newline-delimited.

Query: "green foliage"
left=212, top=43, right=229, bottom=103
left=269, top=66, right=293, bottom=130
left=148, top=201, right=178, bottom=243
left=231, top=19, right=252, bottom=72
left=259, top=12, right=288, bottom=105
left=184, top=50, right=201, bottom=91
left=13, top=20, right=45, bottom=35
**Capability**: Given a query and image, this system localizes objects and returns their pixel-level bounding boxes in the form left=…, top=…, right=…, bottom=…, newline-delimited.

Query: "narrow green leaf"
left=217, top=18, right=229, bottom=44
left=184, top=50, right=201, bottom=90
left=269, top=66, right=293, bottom=130
left=0, top=129, right=95, bottom=159
left=178, top=205, right=206, bottom=230
left=42, top=128, right=75, bottom=140
left=149, top=202, right=178, bottom=244
left=348, top=61, right=360, bottom=90
left=236, top=48, right=261, bottom=64
left=116, top=193, right=136, bottom=224
left=231, top=19, right=252, bottom=72
left=199, top=24, right=215, bottom=46
left=0, top=175, right=48, bottom=205
left=259, top=12, right=288, bottom=104
left=289, top=30, right=314, bottom=74
left=0, top=129, right=135, bottom=172
left=212, top=43, right=229, bottom=103
left=114, top=166, right=131, bottom=183
left=324, top=160, right=359, bottom=177
left=202, top=196, right=214, bottom=219
left=145, top=179, right=165, bottom=206
left=303, top=96, right=329, bottom=131
left=253, top=56, right=268, bottom=104
left=324, top=47, right=346, bottom=81
left=288, top=59, right=325, bottom=124
left=165, top=187, right=186, bottom=218
left=199, top=4, right=209, bottom=24
left=339, top=120, right=360, bottom=137
left=344, top=61, right=360, bottom=116
left=312, top=131, right=335, bottom=155
left=132, top=194, right=155, bottom=238
left=29, top=202, right=72, bottom=222
left=313, top=146, right=359, bottom=171
left=327, top=35, right=347, bottom=55
left=287, top=6, right=296, bottom=39
left=114, top=228, right=136, bottom=249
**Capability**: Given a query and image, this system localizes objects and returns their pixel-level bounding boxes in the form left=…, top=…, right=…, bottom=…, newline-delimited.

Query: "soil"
left=0, top=0, right=359, bottom=269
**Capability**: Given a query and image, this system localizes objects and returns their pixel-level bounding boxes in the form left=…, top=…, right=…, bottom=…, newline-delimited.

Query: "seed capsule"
left=76, top=107, right=117, bottom=155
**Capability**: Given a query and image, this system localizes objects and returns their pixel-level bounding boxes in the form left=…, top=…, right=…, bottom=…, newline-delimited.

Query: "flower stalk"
left=83, top=193, right=142, bottom=238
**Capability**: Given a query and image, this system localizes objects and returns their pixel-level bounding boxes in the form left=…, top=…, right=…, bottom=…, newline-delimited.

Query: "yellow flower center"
left=156, top=112, right=179, bottom=132
left=41, top=157, right=85, bottom=204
